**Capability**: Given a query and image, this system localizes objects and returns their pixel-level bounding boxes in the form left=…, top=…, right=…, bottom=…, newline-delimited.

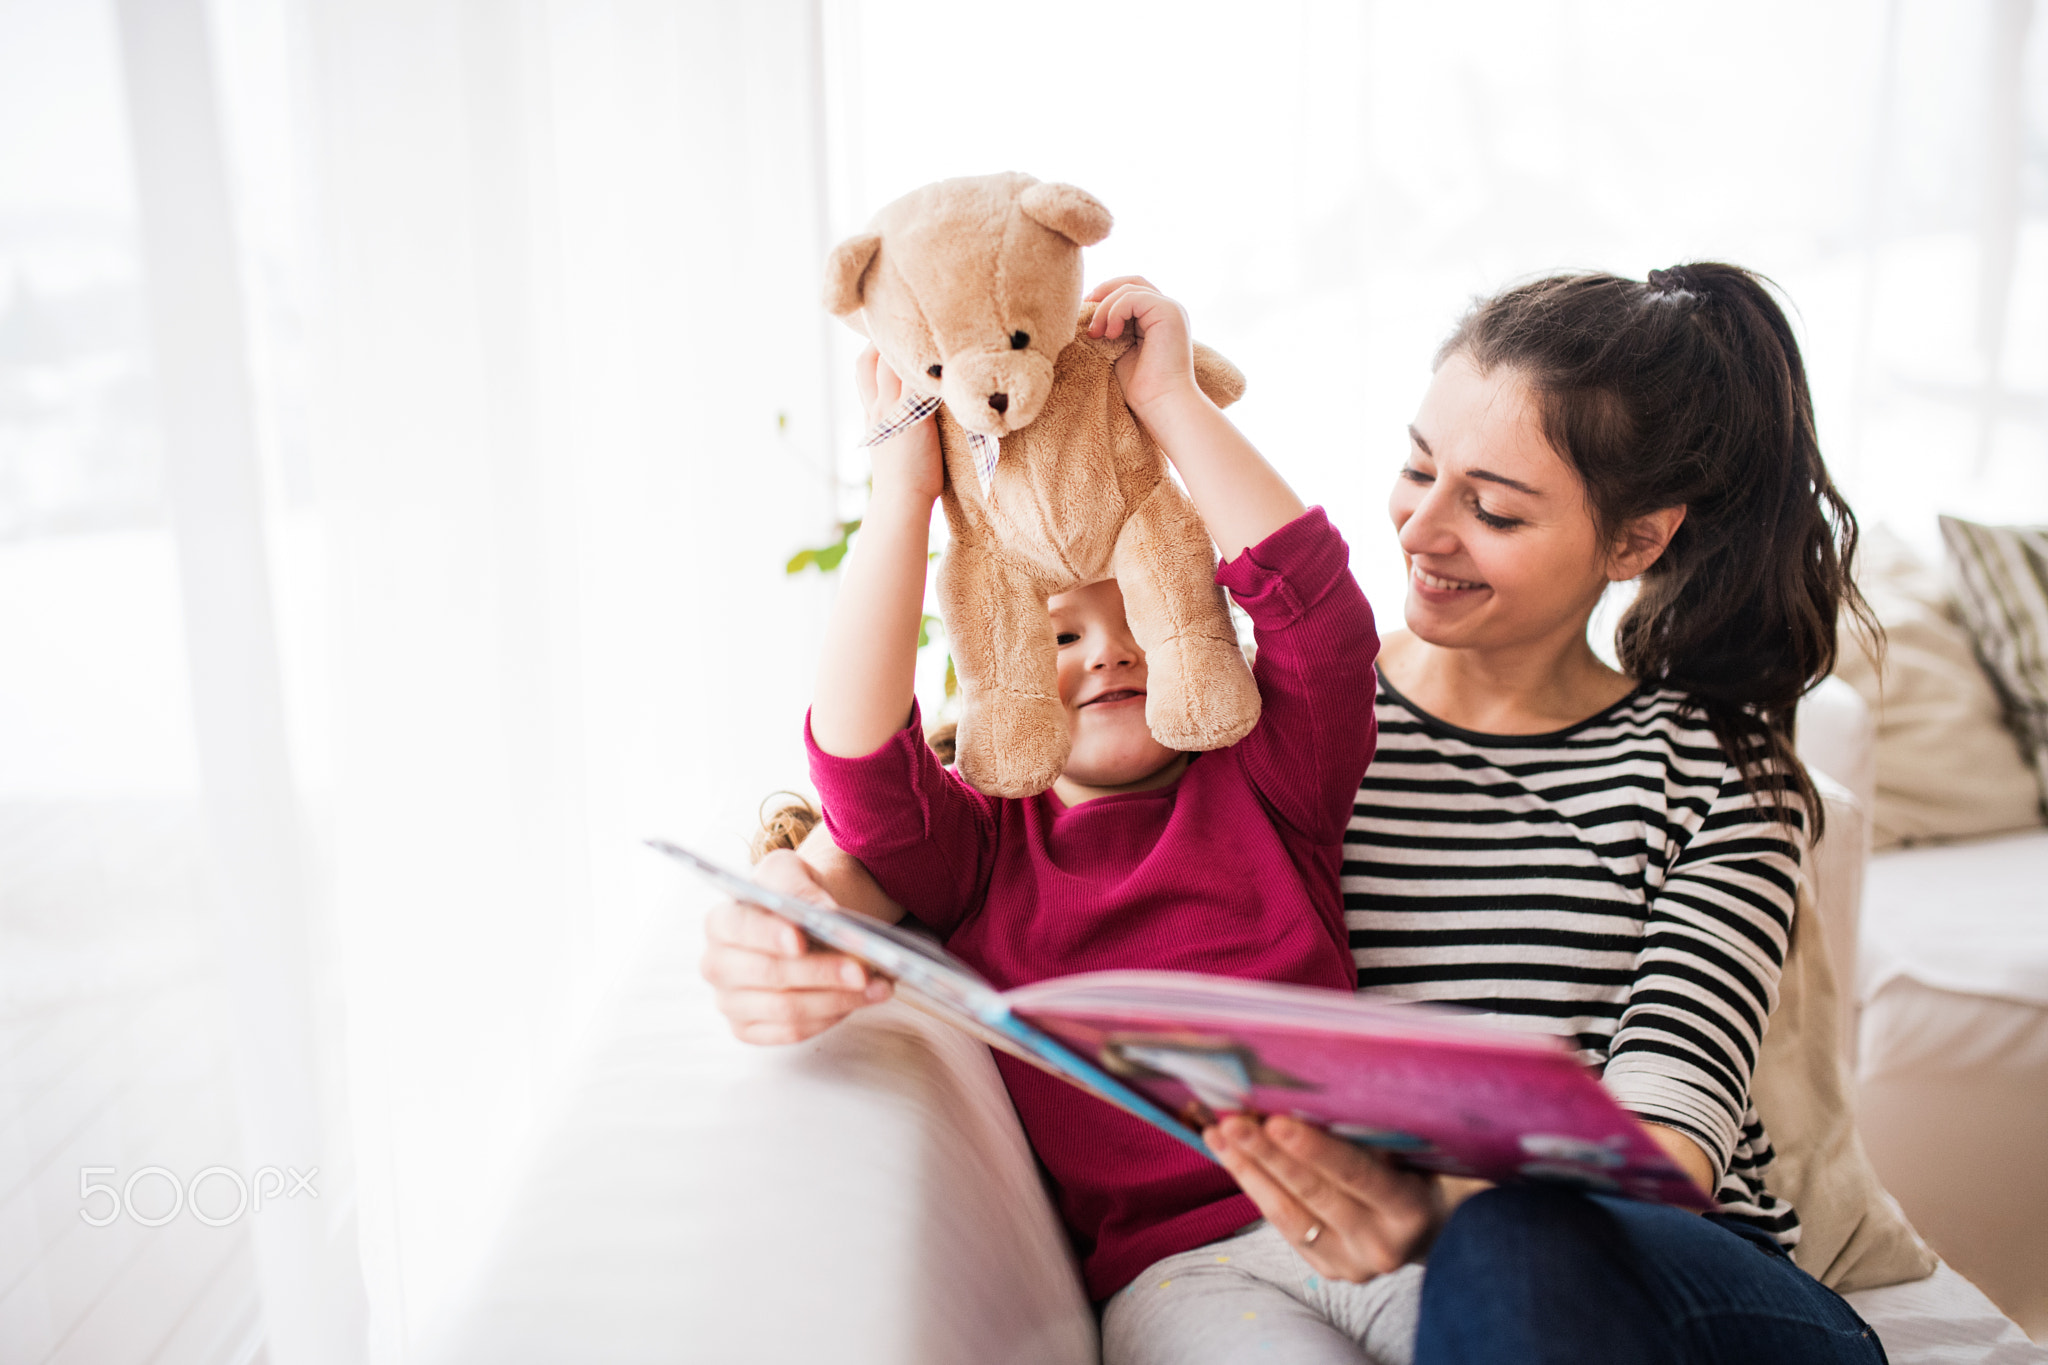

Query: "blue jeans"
left=1415, top=1186, right=1888, bottom=1365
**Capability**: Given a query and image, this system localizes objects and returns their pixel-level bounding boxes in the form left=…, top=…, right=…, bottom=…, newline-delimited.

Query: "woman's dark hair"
left=1438, top=263, right=1877, bottom=835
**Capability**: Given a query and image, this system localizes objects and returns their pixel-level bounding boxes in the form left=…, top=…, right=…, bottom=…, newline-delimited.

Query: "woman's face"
left=1388, top=353, right=1616, bottom=653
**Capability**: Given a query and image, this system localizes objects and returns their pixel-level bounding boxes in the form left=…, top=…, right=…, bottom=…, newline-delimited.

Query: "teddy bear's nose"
left=987, top=393, right=1009, bottom=415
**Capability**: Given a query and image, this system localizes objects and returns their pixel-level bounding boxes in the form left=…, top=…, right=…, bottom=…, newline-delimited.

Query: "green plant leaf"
left=785, top=518, right=862, bottom=576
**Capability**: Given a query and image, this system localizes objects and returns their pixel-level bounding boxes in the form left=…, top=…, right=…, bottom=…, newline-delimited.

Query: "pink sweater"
left=807, top=507, right=1379, bottom=1300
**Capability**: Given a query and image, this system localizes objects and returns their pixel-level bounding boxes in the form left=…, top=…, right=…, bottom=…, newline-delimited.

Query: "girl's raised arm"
left=810, top=348, right=946, bottom=758
left=1086, top=276, right=1305, bottom=560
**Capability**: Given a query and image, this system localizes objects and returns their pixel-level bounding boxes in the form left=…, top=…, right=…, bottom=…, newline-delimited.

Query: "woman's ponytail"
left=1440, top=264, right=1876, bottom=834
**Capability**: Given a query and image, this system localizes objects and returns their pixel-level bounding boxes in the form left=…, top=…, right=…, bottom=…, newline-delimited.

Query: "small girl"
left=791, top=275, right=1396, bottom=1327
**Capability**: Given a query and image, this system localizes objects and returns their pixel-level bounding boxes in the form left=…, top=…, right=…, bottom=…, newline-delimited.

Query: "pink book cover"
left=1004, top=969, right=1716, bottom=1210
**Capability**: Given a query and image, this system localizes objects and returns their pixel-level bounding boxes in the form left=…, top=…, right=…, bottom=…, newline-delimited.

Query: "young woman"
left=702, top=263, right=1882, bottom=1365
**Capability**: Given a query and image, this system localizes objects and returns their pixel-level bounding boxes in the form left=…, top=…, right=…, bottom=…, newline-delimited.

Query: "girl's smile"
left=1048, top=577, right=1187, bottom=801
left=1079, top=687, right=1147, bottom=708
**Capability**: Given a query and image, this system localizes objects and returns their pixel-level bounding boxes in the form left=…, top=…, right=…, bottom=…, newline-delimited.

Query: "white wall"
left=830, top=0, right=2048, bottom=630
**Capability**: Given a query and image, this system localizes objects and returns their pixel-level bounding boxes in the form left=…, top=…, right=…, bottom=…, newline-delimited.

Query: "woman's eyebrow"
left=1408, top=426, right=1543, bottom=496
left=1468, top=469, right=1542, bottom=496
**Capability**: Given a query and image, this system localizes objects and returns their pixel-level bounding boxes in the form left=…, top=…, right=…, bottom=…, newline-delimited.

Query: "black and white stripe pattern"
left=1345, top=673, right=1802, bottom=1244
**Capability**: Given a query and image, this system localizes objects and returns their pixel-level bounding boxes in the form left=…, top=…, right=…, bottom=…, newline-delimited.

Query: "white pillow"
left=1833, top=526, right=2043, bottom=848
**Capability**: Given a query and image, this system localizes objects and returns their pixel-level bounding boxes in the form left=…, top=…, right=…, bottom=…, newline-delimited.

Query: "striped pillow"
left=1940, top=516, right=2048, bottom=812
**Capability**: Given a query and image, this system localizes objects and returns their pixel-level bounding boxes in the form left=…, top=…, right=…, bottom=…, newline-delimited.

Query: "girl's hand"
left=856, top=345, right=945, bottom=506
left=1085, top=276, right=1201, bottom=420
left=1205, top=1115, right=1448, bottom=1281
left=699, top=850, right=892, bottom=1045
left=1082, top=276, right=1303, bottom=560
left=813, top=349, right=944, bottom=757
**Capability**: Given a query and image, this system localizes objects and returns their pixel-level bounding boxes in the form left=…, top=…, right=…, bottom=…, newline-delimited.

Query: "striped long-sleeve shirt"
left=1343, top=671, right=1801, bottom=1245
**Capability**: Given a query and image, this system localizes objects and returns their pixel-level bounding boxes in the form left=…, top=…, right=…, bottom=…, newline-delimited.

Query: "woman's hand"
left=855, top=345, right=945, bottom=506
left=1085, top=276, right=1199, bottom=420
left=699, top=849, right=892, bottom=1045
left=1641, top=1121, right=1717, bottom=1201
left=1205, top=1114, right=1448, bottom=1281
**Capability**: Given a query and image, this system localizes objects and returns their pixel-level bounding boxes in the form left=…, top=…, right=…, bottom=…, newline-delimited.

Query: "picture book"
left=652, top=839, right=1715, bottom=1210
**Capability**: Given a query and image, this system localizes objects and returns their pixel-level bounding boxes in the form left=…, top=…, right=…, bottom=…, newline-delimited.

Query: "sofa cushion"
left=1854, top=827, right=2048, bottom=1335
left=1858, top=974, right=2048, bottom=1339
left=1941, top=516, right=2048, bottom=813
left=1835, top=526, right=2043, bottom=848
left=1862, top=829, right=2048, bottom=1008
left=1754, top=882, right=1937, bottom=1292
left=1842, top=1261, right=2048, bottom=1364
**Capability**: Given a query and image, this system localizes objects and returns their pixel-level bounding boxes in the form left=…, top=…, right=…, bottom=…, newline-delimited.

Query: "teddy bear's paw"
left=1144, top=637, right=1263, bottom=752
left=955, top=693, right=1070, bottom=798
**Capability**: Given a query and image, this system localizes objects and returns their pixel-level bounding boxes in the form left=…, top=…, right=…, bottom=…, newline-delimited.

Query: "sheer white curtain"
left=93, top=0, right=840, bottom=1360
left=3, top=0, right=837, bottom=1355
left=277, top=1, right=839, bottom=1356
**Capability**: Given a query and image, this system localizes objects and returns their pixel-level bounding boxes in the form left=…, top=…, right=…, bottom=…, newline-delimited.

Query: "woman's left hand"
left=1205, top=1114, right=1448, bottom=1282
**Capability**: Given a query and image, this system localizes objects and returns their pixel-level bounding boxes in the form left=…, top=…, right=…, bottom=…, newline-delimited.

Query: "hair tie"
left=1647, top=266, right=1698, bottom=299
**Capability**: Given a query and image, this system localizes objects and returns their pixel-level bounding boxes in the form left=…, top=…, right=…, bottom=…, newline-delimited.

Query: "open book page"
left=653, top=843, right=1709, bottom=1204
left=647, top=842, right=1209, bottom=1155
left=1004, top=970, right=1716, bottom=1210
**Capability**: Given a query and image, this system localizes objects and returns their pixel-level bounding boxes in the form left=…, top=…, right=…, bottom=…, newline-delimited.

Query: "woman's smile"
left=1410, top=563, right=1489, bottom=596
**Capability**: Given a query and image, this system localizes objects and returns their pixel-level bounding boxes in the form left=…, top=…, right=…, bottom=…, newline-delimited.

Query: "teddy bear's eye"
left=927, top=364, right=943, bottom=379
left=1010, top=331, right=1030, bottom=350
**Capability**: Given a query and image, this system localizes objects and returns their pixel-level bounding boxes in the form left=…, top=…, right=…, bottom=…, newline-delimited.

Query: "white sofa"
left=1799, top=676, right=2048, bottom=1343
left=1857, top=830, right=2048, bottom=1340
left=430, top=684, right=2044, bottom=1364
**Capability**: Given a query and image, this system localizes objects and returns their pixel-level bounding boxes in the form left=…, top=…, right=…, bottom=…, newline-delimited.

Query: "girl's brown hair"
left=750, top=792, right=823, bottom=863
left=748, top=720, right=957, bottom=863
left=1439, top=264, right=1875, bottom=834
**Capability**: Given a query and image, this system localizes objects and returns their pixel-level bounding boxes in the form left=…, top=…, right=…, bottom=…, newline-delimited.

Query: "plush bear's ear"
left=1019, top=183, right=1112, bottom=247
left=822, top=233, right=882, bottom=316
left=1192, top=343, right=1246, bottom=409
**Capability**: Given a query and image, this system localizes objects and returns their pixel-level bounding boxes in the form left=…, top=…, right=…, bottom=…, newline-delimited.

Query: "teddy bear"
left=822, top=172, right=1261, bottom=798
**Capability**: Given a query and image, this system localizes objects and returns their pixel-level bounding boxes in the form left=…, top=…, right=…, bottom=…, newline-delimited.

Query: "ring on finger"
left=1303, top=1224, right=1322, bottom=1246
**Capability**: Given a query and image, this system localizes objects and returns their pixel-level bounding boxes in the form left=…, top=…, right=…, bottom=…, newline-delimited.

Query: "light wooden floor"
left=0, top=800, right=264, bottom=1363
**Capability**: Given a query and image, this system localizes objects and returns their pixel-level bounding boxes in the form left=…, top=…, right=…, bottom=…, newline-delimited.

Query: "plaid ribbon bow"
left=861, top=393, right=1002, bottom=497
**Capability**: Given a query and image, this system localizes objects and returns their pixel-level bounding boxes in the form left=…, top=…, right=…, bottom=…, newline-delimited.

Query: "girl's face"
left=1048, top=578, right=1181, bottom=788
left=1389, top=353, right=1617, bottom=652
